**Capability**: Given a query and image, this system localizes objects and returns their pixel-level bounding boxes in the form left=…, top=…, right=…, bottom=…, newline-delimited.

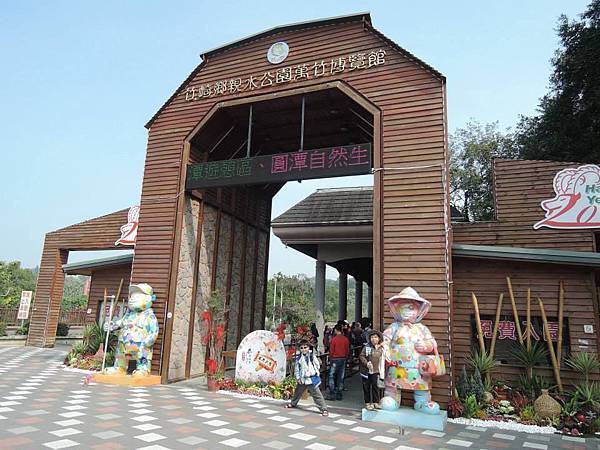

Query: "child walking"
left=359, top=330, right=385, bottom=410
left=285, top=340, right=329, bottom=416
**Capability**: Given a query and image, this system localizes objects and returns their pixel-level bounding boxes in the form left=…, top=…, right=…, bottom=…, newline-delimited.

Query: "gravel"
left=448, top=417, right=558, bottom=434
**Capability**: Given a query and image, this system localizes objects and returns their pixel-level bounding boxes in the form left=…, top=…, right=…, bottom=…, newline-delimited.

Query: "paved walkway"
left=0, top=346, right=597, bottom=449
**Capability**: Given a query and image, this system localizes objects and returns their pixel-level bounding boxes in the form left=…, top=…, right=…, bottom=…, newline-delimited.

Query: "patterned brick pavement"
left=0, top=346, right=598, bottom=449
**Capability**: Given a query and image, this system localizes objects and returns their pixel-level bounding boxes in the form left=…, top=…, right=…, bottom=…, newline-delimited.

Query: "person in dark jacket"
left=359, top=330, right=385, bottom=410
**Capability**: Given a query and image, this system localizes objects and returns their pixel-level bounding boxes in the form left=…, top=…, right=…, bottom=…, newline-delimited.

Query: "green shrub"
left=517, top=373, right=550, bottom=400
left=463, top=394, right=479, bottom=418
left=572, top=381, right=600, bottom=413
left=15, top=321, right=29, bottom=335
left=457, top=366, right=470, bottom=400
left=56, top=323, right=70, bottom=337
left=470, top=368, right=485, bottom=402
left=0, top=322, right=6, bottom=337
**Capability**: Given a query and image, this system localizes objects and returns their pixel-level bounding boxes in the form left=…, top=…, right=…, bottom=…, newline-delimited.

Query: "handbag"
left=376, top=377, right=385, bottom=389
left=310, top=375, right=321, bottom=386
left=417, top=343, right=446, bottom=377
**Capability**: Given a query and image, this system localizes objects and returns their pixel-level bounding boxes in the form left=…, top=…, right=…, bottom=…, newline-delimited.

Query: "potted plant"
left=201, top=290, right=227, bottom=391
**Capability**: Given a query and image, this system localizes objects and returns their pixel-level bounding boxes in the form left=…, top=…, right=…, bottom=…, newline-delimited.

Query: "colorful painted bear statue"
left=104, top=283, right=159, bottom=376
left=381, top=287, right=445, bottom=415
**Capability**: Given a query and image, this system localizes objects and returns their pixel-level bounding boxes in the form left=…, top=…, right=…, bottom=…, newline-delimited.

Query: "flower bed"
left=217, top=376, right=297, bottom=400
left=451, top=350, right=600, bottom=437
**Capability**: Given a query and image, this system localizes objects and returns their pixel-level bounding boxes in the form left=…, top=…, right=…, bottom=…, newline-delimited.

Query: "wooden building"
left=27, top=13, right=600, bottom=406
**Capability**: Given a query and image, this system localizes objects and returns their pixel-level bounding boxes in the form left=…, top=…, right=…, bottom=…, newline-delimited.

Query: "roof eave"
left=200, top=12, right=371, bottom=59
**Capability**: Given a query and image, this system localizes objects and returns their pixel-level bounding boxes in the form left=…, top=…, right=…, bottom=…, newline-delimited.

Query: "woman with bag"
left=359, top=330, right=385, bottom=411
left=285, top=340, right=329, bottom=416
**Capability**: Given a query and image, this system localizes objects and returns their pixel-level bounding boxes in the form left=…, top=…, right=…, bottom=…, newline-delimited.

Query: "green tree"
left=61, top=275, right=89, bottom=311
left=450, top=121, right=518, bottom=221
left=0, top=261, right=37, bottom=307
left=265, top=273, right=314, bottom=330
left=516, top=1, right=600, bottom=162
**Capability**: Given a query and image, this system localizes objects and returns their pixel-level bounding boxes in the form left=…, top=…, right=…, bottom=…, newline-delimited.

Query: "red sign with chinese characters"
left=186, top=143, right=372, bottom=190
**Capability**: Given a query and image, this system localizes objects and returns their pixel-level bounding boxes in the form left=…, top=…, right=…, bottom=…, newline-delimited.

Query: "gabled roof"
left=272, top=186, right=461, bottom=227
left=145, top=13, right=444, bottom=129
left=272, top=187, right=373, bottom=226
left=200, top=12, right=372, bottom=59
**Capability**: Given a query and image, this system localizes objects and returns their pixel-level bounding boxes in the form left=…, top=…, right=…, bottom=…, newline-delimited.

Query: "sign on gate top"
left=17, top=290, right=33, bottom=320
left=186, top=143, right=371, bottom=190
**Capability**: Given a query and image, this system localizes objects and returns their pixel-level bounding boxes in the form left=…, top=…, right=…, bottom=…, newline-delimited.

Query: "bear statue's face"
left=128, top=291, right=152, bottom=312
left=389, top=299, right=420, bottom=323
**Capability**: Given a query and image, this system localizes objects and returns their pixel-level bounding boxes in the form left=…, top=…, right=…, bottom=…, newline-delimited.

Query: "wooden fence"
left=0, top=307, right=87, bottom=326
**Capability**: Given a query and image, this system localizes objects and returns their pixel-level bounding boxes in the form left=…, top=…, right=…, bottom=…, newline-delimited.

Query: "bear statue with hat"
left=104, top=283, right=159, bottom=376
left=380, top=287, right=446, bottom=415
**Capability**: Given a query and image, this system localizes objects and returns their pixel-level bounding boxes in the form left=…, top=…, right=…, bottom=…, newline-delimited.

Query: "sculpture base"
left=92, top=373, right=161, bottom=386
left=362, top=407, right=447, bottom=431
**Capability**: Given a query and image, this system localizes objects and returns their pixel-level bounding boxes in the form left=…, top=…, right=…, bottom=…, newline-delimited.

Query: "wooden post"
left=490, top=293, right=504, bottom=359
left=556, top=281, right=565, bottom=364
left=471, top=292, right=486, bottom=354
left=526, top=289, right=531, bottom=351
left=538, top=296, right=563, bottom=393
left=506, top=277, right=523, bottom=344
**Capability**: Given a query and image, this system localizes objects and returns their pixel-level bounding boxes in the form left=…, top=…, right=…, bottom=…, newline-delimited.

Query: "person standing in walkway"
left=285, top=340, right=329, bottom=416
left=359, top=330, right=385, bottom=410
left=326, top=324, right=350, bottom=400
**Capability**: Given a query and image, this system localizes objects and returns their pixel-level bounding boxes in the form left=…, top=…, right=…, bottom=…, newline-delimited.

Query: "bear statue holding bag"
left=381, top=287, right=445, bottom=415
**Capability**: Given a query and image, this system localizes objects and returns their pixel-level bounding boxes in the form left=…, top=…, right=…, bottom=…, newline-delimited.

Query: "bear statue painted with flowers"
left=104, top=283, right=159, bottom=376
left=381, top=287, right=446, bottom=415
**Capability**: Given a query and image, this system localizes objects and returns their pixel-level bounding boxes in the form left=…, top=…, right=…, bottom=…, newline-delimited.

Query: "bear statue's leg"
left=132, top=347, right=152, bottom=376
left=380, top=384, right=401, bottom=410
left=104, top=342, right=127, bottom=374
left=413, top=389, right=440, bottom=415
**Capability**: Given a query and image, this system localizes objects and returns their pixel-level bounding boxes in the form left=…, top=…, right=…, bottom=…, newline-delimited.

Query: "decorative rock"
left=483, top=391, right=494, bottom=403
left=534, top=389, right=561, bottom=418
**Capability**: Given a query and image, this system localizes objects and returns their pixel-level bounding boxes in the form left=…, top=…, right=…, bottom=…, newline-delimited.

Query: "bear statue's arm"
left=416, top=323, right=436, bottom=354
left=140, top=311, right=159, bottom=348
left=382, top=324, right=396, bottom=362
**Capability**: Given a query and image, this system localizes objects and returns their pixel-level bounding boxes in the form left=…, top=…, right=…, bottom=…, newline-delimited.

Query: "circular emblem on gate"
left=267, top=42, right=289, bottom=64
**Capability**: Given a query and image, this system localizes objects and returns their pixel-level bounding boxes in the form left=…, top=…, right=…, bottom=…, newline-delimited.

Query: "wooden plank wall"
left=28, top=209, right=131, bottom=347
left=133, top=20, right=450, bottom=401
left=452, top=257, right=600, bottom=388
left=453, top=159, right=595, bottom=251
left=86, top=263, right=132, bottom=323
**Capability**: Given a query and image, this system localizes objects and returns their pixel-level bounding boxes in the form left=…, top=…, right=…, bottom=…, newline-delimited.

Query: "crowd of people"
left=287, top=317, right=386, bottom=413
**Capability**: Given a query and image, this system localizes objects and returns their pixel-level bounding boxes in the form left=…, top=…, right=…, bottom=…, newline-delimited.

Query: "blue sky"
left=0, top=1, right=590, bottom=278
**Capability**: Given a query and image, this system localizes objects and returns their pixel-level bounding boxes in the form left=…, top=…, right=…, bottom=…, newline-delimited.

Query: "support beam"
left=314, top=260, right=326, bottom=352
left=367, top=284, right=373, bottom=323
left=338, top=271, right=348, bottom=321
left=354, top=279, right=363, bottom=322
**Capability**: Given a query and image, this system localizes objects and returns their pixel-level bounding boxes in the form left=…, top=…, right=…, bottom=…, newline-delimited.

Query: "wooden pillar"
left=338, top=271, right=348, bottom=321
left=354, top=278, right=363, bottom=322
left=315, top=260, right=326, bottom=352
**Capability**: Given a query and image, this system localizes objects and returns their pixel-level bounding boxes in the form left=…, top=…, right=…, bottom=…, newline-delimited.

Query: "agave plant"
left=512, top=341, right=548, bottom=378
left=572, top=381, right=600, bottom=413
left=466, top=349, right=496, bottom=383
left=566, top=352, right=600, bottom=383
left=517, top=373, right=551, bottom=400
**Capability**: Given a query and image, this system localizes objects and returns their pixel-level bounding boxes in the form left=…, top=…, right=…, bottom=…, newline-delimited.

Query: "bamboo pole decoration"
left=490, top=293, right=504, bottom=359
left=556, top=281, right=565, bottom=364
left=114, top=279, right=124, bottom=309
left=471, top=292, right=486, bottom=354
left=526, top=289, right=531, bottom=351
left=506, top=277, right=524, bottom=344
left=538, top=296, right=563, bottom=393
